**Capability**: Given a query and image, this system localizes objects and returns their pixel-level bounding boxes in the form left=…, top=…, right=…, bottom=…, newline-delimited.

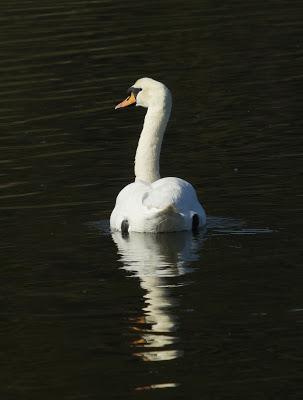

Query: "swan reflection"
left=112, top=231, right=204, bottom=362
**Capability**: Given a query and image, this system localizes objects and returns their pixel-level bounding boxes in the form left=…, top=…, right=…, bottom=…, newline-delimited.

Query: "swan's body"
left=110, top=77, right=206, bottom=233
left=111, top=177, right=205, bottom=233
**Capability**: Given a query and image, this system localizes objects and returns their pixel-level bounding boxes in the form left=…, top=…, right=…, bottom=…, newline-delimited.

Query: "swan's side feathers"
left=110, top=177, right=206, bottom=233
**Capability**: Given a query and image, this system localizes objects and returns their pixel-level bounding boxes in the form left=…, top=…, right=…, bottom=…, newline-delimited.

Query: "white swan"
left=110, top=77, right=206, bottom=233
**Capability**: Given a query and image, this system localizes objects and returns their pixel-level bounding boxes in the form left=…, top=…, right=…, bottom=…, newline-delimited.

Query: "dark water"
left=1, top=0, right=303, bottom=398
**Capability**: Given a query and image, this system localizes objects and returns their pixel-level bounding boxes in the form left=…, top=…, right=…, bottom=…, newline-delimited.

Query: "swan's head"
left=115, top=77, right=171, bottom=110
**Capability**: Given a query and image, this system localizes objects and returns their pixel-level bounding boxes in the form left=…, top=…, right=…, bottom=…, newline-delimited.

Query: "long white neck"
left=134, top=98, right=171, bottom=183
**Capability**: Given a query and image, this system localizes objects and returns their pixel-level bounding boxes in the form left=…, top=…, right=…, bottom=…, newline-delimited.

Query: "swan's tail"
left=154, top=204, right=178, bottom=216
left=148, top=204, right=184, bottom=232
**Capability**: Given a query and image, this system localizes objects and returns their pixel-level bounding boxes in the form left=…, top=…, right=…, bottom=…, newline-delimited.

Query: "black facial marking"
left=127, top=86, right=142, bottom=98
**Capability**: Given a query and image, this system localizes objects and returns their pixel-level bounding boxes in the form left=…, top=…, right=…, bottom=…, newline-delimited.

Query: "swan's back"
left=110, top=177, right=206, bottom=233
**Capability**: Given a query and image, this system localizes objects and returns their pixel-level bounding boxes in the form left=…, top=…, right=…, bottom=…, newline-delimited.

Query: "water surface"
left=1, top=0, right=303, bottom=399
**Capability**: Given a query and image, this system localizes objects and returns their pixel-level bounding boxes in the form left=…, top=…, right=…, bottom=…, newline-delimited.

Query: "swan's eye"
left=127, top=87, right=142, bottom=98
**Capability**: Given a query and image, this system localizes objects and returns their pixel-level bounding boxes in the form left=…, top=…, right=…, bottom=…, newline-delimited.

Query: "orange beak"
left=115, top=92, right=136, bottom=109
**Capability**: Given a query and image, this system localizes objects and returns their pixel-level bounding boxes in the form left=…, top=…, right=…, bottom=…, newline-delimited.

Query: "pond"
left=0, top=0, right=302, bottom=399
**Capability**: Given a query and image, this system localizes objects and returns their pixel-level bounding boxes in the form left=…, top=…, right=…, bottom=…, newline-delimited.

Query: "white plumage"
left=110, top=77, right=206, bottom=233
